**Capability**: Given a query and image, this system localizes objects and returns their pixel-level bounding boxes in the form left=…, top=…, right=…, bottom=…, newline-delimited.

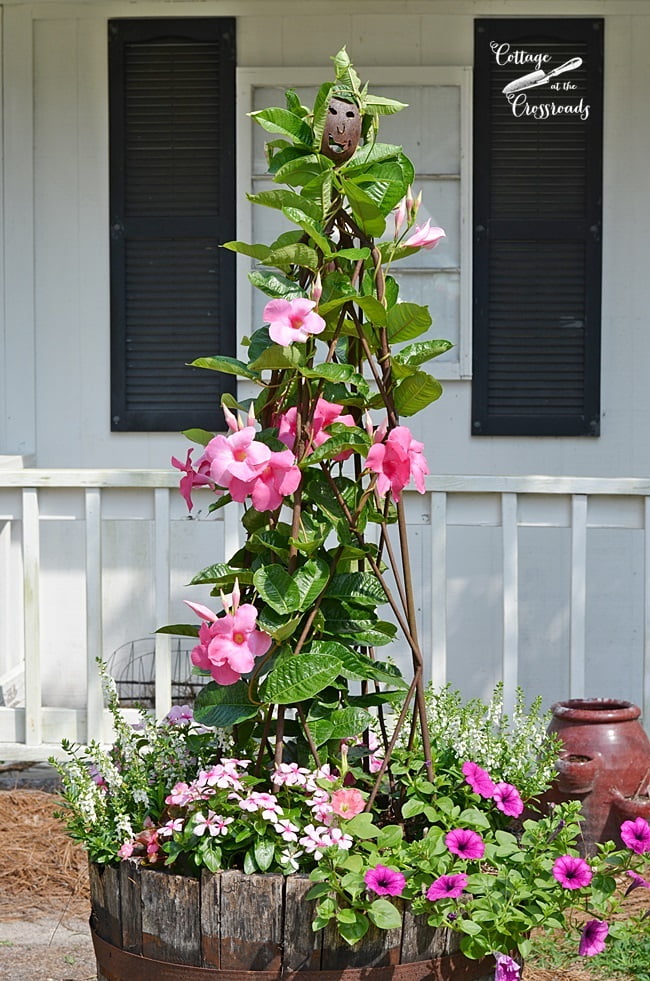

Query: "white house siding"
left=2, top=1, right=650, bottom=732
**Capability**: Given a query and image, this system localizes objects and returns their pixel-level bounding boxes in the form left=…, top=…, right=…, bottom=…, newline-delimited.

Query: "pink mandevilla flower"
left=278, top=397, right=356, bottom=461
left=403, top=219, right=446, bottom=250
left=425, top=873, right=468, bottom=901
left=365, top=424, right=429, bottom=502
left=200, top=427, right=270, bottom=490
left=579, top=920, right=609, bottom=957
left=263, top=298, right=326, bottom=347
left=229, top=448, right=302, bottom=513
left=552, top=855, right=593, bottom=889
left=494, top=953, right=521, bottom=981
left=620, top=816, right=650, bottom=854
left=330, top=788, right=365, bottom=819
left=445, top=828, right=485, bottom=860
left=185, top=597, right=272, bottom=686
left=364, top=865, right=406, bottom=897
left=462, top=761, right=496, bottom=798
left=171, top=449, right=214, bottom=510
left=493, top=782, right=524, bottom=818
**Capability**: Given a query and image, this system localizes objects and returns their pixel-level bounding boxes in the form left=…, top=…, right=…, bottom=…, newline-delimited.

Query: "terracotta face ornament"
left=320, top=97, right=362, bottom=163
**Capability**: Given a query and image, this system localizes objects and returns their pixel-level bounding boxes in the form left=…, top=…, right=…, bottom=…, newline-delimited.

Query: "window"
left=109, top=18, right=236, bottom=432
left=235, top=68, right=471, bottom=390
left=472, top=18, right=603, bottom=436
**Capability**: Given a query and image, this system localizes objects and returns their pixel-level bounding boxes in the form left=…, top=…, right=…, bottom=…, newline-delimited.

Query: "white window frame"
left=236, top=66, right=472, bottom=391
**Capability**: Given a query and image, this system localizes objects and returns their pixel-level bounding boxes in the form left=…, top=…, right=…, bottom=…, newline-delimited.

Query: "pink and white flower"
left=403, top=219, right=446, bottom=250
left=185, top=595, right=272, bottom=686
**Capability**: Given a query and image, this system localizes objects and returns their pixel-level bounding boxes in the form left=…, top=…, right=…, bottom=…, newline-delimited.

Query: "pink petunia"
left=626, top=869, right=650, bottom=892
left=552, top=855, right=593, bottom=890
left=494, top=953, right=521, bottom=981
left=171, top=449, right=214, bottom=510
left=185, top=599, right=272, bottom=686
left=620, top=816, right=650, bottom=854
left=330, top=787, right=366, bottom=819
left=426, top=873, right=468, bottom=901
left=445, top=828, right=485, bottom=860
left=263, top=298, right=326, bottom=347
left=403, top=219, right=446, bottom=250
left=579, top=920, right=609, bottom=957
left=118, top=841, right=134, bottom=859
left=277, top=397, right=356, bottom=461
left=493, top=782, right=524, bottom=818
left=364, top=865, right=406, bottom=897
left=462, top=761, right=496, bottom=799
left=365, top=425, right=429, bottom=502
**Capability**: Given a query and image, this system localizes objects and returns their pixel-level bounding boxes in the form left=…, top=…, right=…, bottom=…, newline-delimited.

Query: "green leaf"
left=393, top=370, right=443, bottom=417
left=293, top=557, right=330, bottom=611
left=334, top=247, right=371, bottom=261
left=325, top=573, right=387, bottom=608
left=340, top=178, right=386, bottom=238
left=181, top=428, right=214, bottom=447
left=254, top=838, right=275, bottom=872
left=249, top=344, right=306, bottom=372
left=309, top=706, right=374, bottom=744
left=377, top=825, right=403, bottom=849
left=386, top=302, right=432, bottom=342
left=298, top=362, right=370, bottom=397
left=345, top=812, right=379, bottom=839
left=312, top=82, right=335, bottom=149
left=337, top=911, right=369, bottom=946
left=249, top=107, right=313, bottom=146
left=274, top=153, right=332, bottom=188
left=190, top=355, right=259, bottom=381
left=401, top=798, right=426, bottom=819
left=282, top=208, right=331, bottom=255
left=259, top=654, right=342, bottom=704
left=395, top=339, right=454, bottom=367
left=356, top=295, right=388, bottom=327
left=248, top=270, right=306, bottom=301
left=253, top=565, right=302, bottom=614
left=193, top=681, right=259, bottom=728
left=364, top=95, right=408, bottom=115
left=222, top=240, right=271, bottom=261
left=261, top=243, right=319, bottom=272
left=189, top=564, right=254, bottom=587
left=156, top=624, right=199, bottom=638
left=368, top=899, right=402, bottom=930
left=257, top=608, right=302, bottom=643
left=306, top=429, right=370, bottom=466
left=247, top=189, right=321, bottom=221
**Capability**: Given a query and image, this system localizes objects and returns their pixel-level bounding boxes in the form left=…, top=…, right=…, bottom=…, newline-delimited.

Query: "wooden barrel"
left=89, top=861, right=494, bottom=980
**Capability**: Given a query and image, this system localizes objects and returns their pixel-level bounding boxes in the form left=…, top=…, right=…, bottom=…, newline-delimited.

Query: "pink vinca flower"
left=330, top=788, right=365, bottom=819
left=171, top=449, right=214, bottom=510
left=229, top=448, right=301, bottom=512
left=426, top=873, right=468, bottom=901
left=278, top=397, right=356, bottom=461
left=462, top=761, right=496, bottom=799
left=494, top=953, right=521, bottom=981
left=403, top=219, right=446, bottom=250
left=364, top=865, right=406, bottom=897
left=365, top=425, right=429, bottom=502
left=621, top=816, right=650, bottom=854
left=445, top=828, right=485, bottom=861
left=493, top=782, right=524, bottom=818
left=552, top=855, right=593, bottom=889
left=200, top=427, right=270, bottom=490
left=263, top=298, right=326, bottom=347
left=579, top=920, right=609, bottom=957
left=185, top=597, right=272, bottom=686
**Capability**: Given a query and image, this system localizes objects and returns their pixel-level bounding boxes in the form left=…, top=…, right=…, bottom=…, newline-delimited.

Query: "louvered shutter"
left=109, top=19, right=236, bottom=432
left=472, top=19, right=603, bottom=436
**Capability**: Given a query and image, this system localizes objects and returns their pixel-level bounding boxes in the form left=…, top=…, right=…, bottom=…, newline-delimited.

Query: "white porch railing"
left=2, top=468, right=650, bottom=760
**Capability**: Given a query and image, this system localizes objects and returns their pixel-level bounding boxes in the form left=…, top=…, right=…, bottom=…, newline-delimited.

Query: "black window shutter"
left=109, top=18, right=236, bottom=432
left=472, top=19, right=603, bottom=436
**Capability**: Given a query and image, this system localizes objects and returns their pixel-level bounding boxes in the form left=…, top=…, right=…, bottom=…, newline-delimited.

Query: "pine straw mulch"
left=0, top=787, right=90, bottom=920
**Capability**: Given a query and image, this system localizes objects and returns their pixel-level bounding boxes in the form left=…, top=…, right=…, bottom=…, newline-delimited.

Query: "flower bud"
left=311, top=271, right=323, bottom=304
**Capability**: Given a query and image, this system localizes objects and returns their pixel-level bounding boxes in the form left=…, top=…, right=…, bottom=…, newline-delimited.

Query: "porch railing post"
left=22, top=487, right=42, bottom=746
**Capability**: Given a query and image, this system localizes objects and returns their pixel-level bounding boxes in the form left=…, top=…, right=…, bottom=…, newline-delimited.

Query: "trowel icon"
left=503, top=57, right=583, bottom=96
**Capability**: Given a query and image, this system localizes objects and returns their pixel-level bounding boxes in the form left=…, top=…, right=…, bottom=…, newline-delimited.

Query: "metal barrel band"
left=92, top=928, right=493, bottom=981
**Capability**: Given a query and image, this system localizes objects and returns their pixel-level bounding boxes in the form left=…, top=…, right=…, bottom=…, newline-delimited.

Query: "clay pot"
left=547, top=699, right=650, bottom=852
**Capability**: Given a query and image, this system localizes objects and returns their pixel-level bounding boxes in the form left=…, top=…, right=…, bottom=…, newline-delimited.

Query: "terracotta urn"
left=547, top=699, right=650, bottom=852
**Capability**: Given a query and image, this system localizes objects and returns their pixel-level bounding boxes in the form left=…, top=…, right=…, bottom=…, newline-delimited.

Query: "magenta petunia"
left=425, top=873, right=468, bottom=901
left=364, top=865, right=406, bottom=897
left=493, top=782, right=524, bottom=818
left=445, top=828, right=485, bottom=860
left=620, top=816, right=650, bottom=854
left=579, top=919, right=609, bottom=957
left=627, top=869, right=650, bottom=892
left=494, top=953, right=521, bottom=981
left=552, top=854, right=593, bottom=890
left=462, top=761, right=495, bottom=798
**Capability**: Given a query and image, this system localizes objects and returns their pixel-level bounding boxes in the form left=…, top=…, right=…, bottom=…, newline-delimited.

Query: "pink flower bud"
left=311, top=272, right=323, bottom=304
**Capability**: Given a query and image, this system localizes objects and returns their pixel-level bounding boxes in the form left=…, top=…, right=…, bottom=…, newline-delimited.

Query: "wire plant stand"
left=106, top=638, right=208, bottom=709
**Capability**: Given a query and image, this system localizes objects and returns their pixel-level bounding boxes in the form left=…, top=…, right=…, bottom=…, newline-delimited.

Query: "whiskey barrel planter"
left=89, top=862, right=495, bottom=980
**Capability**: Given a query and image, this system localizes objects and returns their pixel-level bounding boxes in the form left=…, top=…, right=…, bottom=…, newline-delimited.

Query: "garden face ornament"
left=320, top=97, right=362, bottom=162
